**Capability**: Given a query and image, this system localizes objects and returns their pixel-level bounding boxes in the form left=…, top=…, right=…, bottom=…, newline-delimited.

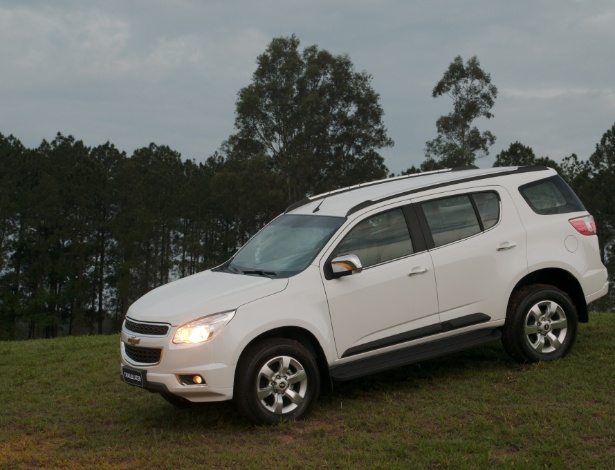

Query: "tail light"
left=569, top=215, right=597, bottom=236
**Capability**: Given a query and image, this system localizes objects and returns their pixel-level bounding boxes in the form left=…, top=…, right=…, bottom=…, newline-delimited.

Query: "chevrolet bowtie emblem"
left=127, top=336, right=141, bottom=346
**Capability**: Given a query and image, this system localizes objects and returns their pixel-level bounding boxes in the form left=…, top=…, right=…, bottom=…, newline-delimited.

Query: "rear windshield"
left=519, top=175, right=585, bottom=215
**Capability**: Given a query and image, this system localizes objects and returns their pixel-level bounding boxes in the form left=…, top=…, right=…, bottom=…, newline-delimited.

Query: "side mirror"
left=330, top=254, right=363, bottom=278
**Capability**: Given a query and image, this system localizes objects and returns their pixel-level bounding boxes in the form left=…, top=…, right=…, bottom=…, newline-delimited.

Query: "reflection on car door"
left=415, top=187, right=528, bottom=326
left=322, top=207, right=440, bottom=359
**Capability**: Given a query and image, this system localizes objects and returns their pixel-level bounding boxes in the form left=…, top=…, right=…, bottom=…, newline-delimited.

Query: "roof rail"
left=345, top=166, right=550, bottom=216
left=284, top=168, right=453, bottom=213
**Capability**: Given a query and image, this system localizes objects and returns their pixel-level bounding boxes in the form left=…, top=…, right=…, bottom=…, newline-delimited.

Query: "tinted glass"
left=229, top=214, right=345, bottom=277
left=473, top=191, right=500, bottom=230
left=519, top=175, right=585, bottom=215
left=333, top=208, right=413, bottom=268
left=422, top=195, right=481, bottom=247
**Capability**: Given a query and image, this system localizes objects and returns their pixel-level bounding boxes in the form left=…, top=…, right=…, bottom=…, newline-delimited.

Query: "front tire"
left=234, top=338, right=320, bottom=425
left=502, top=284, right=578, bottom=363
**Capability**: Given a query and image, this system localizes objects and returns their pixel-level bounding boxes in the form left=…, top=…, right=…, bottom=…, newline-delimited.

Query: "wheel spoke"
left=545, top=301, right=561, bottom=319
left=550, top=317, right=568, bottom=330
left=525, top=323, right=539, bottom=335
left=546, top=332, right=562, bottom=350
left=287, top=369, right=307, bottom=385
left=272, top=393, right=284, bottom=414
left=281, top=356, right=291, bottom=373
left=535, top=335, right=545, bottom=352
left=257, top=384, right=274, bottom=400
left=259, top=364, right=276, bottom=380
left=529, top=304, right=542, bottom=319
left=284, top=389, right=304, bottom=406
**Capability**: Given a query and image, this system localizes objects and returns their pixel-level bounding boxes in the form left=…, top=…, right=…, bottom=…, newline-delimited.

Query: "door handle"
left=408, top=266, right=428, bottom=276
left=497, top=242, right=517, bottom=251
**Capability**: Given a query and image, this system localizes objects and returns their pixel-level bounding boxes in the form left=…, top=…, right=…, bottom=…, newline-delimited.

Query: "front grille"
left=124, top=344, right=162, bottom=364
left=124, top=318, right=169, bottom=336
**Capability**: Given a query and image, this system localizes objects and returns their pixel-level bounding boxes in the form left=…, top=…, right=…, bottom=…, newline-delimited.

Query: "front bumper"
left=120, top=328, right=235, bottom=403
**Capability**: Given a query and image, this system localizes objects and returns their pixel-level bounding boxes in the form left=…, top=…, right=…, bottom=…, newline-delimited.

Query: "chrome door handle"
left=497, top=242, right=517, bottom=251
left=408, top=267, right=428, bottom=276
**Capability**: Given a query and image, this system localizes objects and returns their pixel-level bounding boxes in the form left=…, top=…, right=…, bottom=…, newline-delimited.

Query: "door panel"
left=324, top=252, right=439, bottom=357
left=322, top=206, right=440, bottom=358
left=414, top=187, right=528, bottom=324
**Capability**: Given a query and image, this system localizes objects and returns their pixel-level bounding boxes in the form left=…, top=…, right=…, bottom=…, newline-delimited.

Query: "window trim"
left=416, top=191, right=502, bottom=250
left=323, top=203, right=425, bottom=279
left=518, top=175, right=585, bottom=215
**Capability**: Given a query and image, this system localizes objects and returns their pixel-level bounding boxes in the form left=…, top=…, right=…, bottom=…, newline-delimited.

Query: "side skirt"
left=329, top=329, right=502, bottom=381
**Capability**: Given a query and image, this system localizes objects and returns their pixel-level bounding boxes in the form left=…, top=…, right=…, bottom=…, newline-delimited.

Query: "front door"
left=322, top=207, right=440, bottom=358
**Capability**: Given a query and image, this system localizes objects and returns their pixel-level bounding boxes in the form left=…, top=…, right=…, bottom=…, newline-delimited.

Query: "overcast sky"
left=1, top=0, right=614, bottom=174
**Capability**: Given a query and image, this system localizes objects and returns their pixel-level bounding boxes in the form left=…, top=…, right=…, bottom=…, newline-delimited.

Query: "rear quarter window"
left=519, top=175, right=585, bottom=215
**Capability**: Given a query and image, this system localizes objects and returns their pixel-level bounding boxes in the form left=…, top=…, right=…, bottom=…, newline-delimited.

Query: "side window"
left=421, top=195, right=481, bottom=247
left=473, top=191, right=500, bottom=230
left=519, top=175, right=585, bottom=215
left=333, top=208, right=413, bottom=268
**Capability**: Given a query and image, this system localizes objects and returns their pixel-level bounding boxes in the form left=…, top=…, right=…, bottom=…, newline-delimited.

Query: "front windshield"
left=227, top=214, right=345, bottom=277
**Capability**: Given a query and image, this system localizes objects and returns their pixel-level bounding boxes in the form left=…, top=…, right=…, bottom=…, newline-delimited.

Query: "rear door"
left=413, top=187, right=528, bottom=326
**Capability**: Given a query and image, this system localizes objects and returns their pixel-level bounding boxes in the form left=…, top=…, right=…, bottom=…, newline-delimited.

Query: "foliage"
left=494, top=124, right=615, bottom=310
left=494, top=141, right=561, bottom=171
left=569, top=123, right=615, bottom=308
left=1, top=313, right=614, bottom=467
left=0, top=134, right=265, bottom=339
left=423, top=56, right=498, bottom=170
left=226, top=35, right=392, bottom=203
left=0, top=36, right=397, bottom=339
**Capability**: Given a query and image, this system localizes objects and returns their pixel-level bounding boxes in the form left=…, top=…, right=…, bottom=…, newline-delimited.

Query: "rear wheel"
left=234, top=338, right=320, bottom=425
left=502, top=284, right=578, bottom=363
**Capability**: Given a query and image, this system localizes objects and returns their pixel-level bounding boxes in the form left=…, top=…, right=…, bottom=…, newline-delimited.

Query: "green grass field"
left=1, top=314, right=614, bottom=469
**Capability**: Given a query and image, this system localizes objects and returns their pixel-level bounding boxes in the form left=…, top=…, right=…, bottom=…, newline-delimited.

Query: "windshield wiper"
left=241, top=269, right=278, bottom=278
left=216, top=263, right=241, bottom=274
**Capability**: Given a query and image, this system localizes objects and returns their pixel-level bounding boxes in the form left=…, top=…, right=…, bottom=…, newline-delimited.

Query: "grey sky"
left=1, top=0, right=614, bottom=174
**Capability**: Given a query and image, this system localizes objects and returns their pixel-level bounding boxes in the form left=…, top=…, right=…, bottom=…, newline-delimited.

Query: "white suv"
left=120, top=166, right=608, bottom=424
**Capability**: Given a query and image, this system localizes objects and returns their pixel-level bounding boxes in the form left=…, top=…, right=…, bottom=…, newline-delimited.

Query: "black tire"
left=233, top=338, right=320, bottom=425
left=502, top=284, right=578, bottom=363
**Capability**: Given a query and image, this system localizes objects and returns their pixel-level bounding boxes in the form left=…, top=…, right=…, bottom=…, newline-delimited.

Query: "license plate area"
left=122, top=366, right=146, bottom=387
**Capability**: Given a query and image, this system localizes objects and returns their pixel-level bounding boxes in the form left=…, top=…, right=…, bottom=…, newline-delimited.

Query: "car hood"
left=126, top=270, right=289, bottom=326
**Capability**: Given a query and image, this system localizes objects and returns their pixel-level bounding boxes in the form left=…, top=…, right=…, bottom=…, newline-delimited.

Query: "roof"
left=286, top=166, right=552, bottom=218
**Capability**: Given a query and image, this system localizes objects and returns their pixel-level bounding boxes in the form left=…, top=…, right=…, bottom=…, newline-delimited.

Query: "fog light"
left=178, top=374, right=206, bottom=385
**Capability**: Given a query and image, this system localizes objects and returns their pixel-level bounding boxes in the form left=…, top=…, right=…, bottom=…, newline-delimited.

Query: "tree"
left=0, top=133, right=28, bottom=339
left=423, top=56, right=498, bottom=170
left=89, top=142, right=126, bottom=333
left=494, top=141, right=561, bottom=172
left=113, top=144, right=185, bottom=312
left=226, top=35, right=393, bottom=204
left=583, top=123, right=615, bottom=307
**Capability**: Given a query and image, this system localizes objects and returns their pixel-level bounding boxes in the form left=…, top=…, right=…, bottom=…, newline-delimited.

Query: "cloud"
left=582, top=9, right=615, bottom=34
left=502, top=87, right=592, bottom=100
left=0, top=6, right=132, bottom=80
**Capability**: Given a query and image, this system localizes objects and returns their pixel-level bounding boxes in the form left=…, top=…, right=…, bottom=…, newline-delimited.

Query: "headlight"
left=172, top=311, right=236, bottom=345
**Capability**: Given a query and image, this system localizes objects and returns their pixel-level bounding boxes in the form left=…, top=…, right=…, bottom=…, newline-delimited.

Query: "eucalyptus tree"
left=424, top=56, right=498, bottom=170
left=227, top=35, right=393, bottom=204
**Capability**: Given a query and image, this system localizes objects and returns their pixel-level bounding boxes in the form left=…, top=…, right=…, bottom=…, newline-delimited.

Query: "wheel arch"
left=234, top=326, right=333, bottom=393
left=511, top=268, right=588, bottom=322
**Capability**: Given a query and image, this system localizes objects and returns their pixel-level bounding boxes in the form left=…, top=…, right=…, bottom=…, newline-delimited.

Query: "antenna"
left=312, top=192, right=329, bottom=213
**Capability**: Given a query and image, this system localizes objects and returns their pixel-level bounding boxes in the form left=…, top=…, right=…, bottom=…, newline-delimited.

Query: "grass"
left=1, top=314, right=614, bottom=469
